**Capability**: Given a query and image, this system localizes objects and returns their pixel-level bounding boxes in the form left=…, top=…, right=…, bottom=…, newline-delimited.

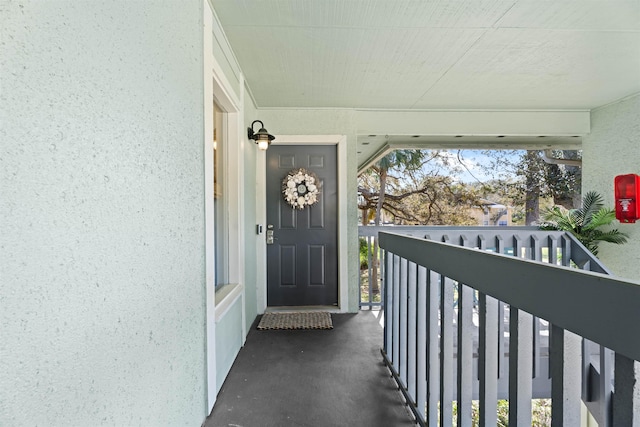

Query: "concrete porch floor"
left=205, top=311, right=415, bottom=427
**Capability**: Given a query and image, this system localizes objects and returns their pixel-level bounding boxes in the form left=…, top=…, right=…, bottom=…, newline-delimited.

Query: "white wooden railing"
left=375, top=228, right=640, bottom=426
left=360, top=226, right=608, bottom=309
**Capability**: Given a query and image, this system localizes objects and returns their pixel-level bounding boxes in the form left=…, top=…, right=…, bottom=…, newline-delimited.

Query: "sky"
left=426, top=149, right=524, bottom=184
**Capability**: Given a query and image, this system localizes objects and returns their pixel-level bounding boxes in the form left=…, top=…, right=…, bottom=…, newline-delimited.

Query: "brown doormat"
left=257, top=312, right=333, bottom=330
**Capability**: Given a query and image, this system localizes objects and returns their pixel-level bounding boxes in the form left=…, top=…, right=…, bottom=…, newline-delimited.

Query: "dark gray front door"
left=266, top=145, right=338, bottom=306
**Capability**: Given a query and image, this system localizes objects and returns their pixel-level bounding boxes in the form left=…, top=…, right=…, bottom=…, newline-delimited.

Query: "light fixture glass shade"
left=248, top=120, right=275, bottom=150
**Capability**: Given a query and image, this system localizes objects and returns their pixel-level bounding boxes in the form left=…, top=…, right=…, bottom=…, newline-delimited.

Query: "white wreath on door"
left=282, top=168, right=320, bottom=210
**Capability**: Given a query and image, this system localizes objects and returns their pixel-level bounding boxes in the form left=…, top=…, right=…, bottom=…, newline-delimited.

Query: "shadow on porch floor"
left=205, top=311, right=415, bottom=427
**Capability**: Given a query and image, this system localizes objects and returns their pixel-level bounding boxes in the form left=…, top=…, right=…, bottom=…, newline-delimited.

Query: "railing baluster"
left=533, top=317, right=542, bottom=379
left=416, top=266, right=427, bottom=420
left=513, top=235, right=523, bottom=258
left=582, top=339, right=594, bottom=402
left=529, top=236, right=543, bottom=380
left=550, top=324, right=581, bottom=426
left=546, top=237, right=558, bottom=385
left=399, top=258, right=408, bottom=385
left=479, top=293, right=499, bottom=427
left=392, top=254, right=401, bottom=372
left=562, top=235, right=572, bottom=267
left=383, top=248, right=391, bottom=355
left=531, top=235, right=541, bottom=261
left=613, top=354, right=640, bottom=426
left=367, top=236, right=373, bottom=307
left=498, top=302, right=507, bottom=379
left=600, top=346, right=614, bottom=427
left=495, top=234, right=504, bottom=255
left=478, top=234, right=486, bottom=251
left=407, top=261, right=417, bottom=401
left=457, top=283, right=473, bottom=427
left=548, top=235, right=559, bottom=265
left=440, top=276, right=454, bottom=427
left=380, top=240, right=385, bottom=307
left=381, top=248, right=386, bottom=344
left=509, top=307, right=533, bottom=426
left=427, top=270, right=440, bottom=426
left=495, top=235, right=508, bottom=385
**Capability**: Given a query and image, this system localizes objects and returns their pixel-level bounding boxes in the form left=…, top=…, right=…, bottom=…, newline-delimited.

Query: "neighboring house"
left=2, top=1, right=639, bottom=426
left=470, top=200, right=514, bottom=226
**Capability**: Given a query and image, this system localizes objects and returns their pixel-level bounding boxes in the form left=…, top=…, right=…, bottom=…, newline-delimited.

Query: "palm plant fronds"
left=583, top=208, right=617, bottom=231
left=591, top=229, right=629, bottom=245
left=574, top=190, right=603, bottom=226
left=539, top=190, right=629, bottom=257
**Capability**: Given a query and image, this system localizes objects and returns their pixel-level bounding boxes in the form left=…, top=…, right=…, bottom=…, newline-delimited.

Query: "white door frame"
left=256, top=135, right=349, bottom=313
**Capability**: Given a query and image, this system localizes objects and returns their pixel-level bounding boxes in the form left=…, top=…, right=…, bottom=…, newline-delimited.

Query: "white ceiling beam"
left=356, top=110, right=590, bottom=137
left=357, top=143, right=393, bottom=175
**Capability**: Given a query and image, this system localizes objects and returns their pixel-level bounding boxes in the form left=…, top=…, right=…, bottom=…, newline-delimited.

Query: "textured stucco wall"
left=583, top=93, right=640, bottom=280
left=257, top=109, right=360, bottom=312
left=1, top=2, right=207, bottom=426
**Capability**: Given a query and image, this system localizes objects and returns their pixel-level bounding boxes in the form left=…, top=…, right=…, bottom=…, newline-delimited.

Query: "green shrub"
left=359, top=238, right=369, bottom=269
left=451, top=399, right=550, bottom=426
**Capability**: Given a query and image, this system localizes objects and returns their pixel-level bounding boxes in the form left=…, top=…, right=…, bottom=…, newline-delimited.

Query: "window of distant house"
left=213, top=101, right=228, bottom=287
left=498, top=220, right=508, bottom=226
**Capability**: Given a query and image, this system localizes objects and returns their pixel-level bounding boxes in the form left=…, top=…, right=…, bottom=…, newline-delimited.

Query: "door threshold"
left=265, top=305, right=340, bottom=313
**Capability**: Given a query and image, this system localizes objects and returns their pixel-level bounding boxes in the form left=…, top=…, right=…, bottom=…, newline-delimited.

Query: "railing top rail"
left=358, top=225, right=540, bottom=236
left=359, top=225, right=611, bottom=274
left=379, top=231, right=640, bottom=361
left=562, top=232, right=611, bottom=274
left=359, top=225, right=541, bottom=230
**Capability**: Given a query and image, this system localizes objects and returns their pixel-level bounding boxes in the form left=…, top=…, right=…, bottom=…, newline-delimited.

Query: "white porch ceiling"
left=212, top=0, right=640, bottom=166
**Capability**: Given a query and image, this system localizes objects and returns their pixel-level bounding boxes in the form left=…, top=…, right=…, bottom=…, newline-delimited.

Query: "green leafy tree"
left=371, top=149, right=426, bottom=225
left=516, top=151, right=545, bottom=225
left=476, top=149, right=582, bottom=224
left=359, top=150, right=481, bottom=225
left=539, top=191, right=628, bottom=256
left=544, top=150, right=581, bottom=209
left=359, top=150, right=425, bottom=294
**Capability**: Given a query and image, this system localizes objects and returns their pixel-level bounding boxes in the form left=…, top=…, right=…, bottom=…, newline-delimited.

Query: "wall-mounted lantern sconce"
left=247, top=120, right=275, bottom=151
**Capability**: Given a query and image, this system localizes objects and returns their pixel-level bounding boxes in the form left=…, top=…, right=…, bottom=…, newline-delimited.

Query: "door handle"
left=266, top=229, right=275, bottom=244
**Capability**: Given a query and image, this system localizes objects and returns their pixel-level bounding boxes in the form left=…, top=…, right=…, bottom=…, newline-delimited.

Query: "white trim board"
left=257, top=135, right=349, bottom=313
left=203, top=0, right=247, bottom=413
left=214, top=283, right=244, bottom=322
left=203, top=1, right=216, bottom=413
